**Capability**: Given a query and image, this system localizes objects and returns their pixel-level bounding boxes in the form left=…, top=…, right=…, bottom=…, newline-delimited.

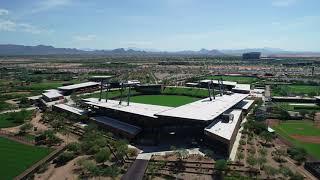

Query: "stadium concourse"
left=78, top=92, right=254, bottom=155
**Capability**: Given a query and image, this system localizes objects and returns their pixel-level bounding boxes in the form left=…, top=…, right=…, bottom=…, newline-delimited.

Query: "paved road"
left=121, top=159, right=149, bottom=180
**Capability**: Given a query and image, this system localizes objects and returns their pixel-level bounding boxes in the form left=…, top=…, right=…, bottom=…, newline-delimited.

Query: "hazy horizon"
left=1, top=0, right=320, bottom=51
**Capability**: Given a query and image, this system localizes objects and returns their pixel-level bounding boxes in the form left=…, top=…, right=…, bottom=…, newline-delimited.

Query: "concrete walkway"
left=0, top=107, right=37, bottom=114
left=229, top=116, right=249, bottom=161
left=121, top=159, right=149, bottom=180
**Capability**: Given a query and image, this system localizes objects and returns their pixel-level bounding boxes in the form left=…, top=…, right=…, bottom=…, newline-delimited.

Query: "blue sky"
left=0, top=0, right=319, bottom=51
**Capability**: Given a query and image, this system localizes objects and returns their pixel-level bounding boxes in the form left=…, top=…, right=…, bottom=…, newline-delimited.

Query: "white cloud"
left=31, top=0, right=72, bottom=13
left=0, top=8, right=9, bottom=16
left=272, top=0, right=297, bottom=7
left=73, top=35, right=97, bottom=41
left=0, top=19, right=16, bottom=31
left=0, top=19, right=52, bottom=34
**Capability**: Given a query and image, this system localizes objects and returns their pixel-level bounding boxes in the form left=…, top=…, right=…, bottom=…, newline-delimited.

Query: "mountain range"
left=0, top=44, right=319, bottom=57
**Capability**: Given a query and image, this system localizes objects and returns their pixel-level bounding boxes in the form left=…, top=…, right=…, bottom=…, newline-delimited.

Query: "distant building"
left=57, top=82, right=100, bottom=95
left=242, top=52, right=261, bottom=60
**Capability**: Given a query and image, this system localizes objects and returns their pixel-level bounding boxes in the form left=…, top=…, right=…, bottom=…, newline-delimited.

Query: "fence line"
left=0, top=130, right=35, bottom=145
left=14, top=145, right=67, bottom=180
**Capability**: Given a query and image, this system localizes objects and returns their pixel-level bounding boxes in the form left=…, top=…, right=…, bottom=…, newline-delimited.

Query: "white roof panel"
left=204, top=109, right=242, bottom=140
left=200, top=79, right=237, bottom=86
left=53, top=104, right=87, bottom=115
left=42, top=91, right=63, bottom=99
left=58, top=82, right=100, bottom=90
left=156, top=93, right=248, bottom=121
left=84, top=98, right=172, bottom=118
left=233, top=84, right=251, bottom=91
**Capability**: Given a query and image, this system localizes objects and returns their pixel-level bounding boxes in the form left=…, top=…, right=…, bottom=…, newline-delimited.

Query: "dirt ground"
left=34, top=155, right=84, bottom=180
left=291, top=134, right=320, bottom=144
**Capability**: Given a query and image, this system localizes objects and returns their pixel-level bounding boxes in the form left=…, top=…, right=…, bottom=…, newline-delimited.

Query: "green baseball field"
left=273, top=120, right=320, bottom=159
left=0, top=137, right=52, bottom=180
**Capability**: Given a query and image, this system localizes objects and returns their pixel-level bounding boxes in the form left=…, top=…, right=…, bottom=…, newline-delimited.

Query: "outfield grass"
left=272, top=85, right=320, bottom=96
left=273, top=120, right=320, bottom=159
left=163, top=87, right=208, bottom=98
left=0, top=137, right=52, bottom=180
left=202, top=75, right=259, bottom=84
left=0, top=110, right=33, bottom=128
left=129, top=95, right=200, bottom=107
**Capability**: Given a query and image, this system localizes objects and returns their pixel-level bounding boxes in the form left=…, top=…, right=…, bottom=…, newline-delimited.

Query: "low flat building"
left=53, top=104, right=88, bottom=116
left=58, top=82, right=100, bottom=95
left=204, top=109, right=243, bottom=153
left=272, top=96, right=317, bottom=103
left=42, top=90, right=64, bottom=102
left=242, top=52, right=261, bottom=60
left=232, top=84, right=251, bottom=94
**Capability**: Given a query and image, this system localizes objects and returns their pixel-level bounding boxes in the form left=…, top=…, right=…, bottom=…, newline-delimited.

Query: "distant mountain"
left=0, top=44, right=318, bottom=57
left=0, top=44, right=147, bottom=56
left=174, top=48, right=224, bottom=56
left=0, top=44, right=224, bottom=56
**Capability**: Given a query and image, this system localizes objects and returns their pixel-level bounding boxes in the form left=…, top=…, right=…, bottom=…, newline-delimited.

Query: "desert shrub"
left=54, top=151, right=75, bottom=166
left=94, top=148, right=111, bottom=163
left=67, top=142, right=81, bottom=155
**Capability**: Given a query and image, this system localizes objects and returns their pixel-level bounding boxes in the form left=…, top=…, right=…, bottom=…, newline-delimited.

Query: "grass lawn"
left=163, top=87, right=208, bottom=98
left=0, top=110, right=33, bottom=128
left=0, top=137, right=52, bottom=180
left=202, top=75, right=259, bottom=84
left=272, top=85, right=320, bottom=96
left=273, top=120, right=320, bottom=159
left=129, top=95, right=200, bottom=107
left=16, top=81, right=64, bottom=91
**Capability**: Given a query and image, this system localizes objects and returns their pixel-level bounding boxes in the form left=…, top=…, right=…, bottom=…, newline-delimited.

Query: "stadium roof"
left=204, top=109, right=242, bottom=140
left=53, top=104, right=88, bottom=116
left=84, top=98, right=172, bottom=118
left=58, top=82, right=100, bottom=91
left=235, top=99, right=255, bottom=110
left=155, top=93, right=248, bottom=121
left=200, top=79, right=237, bottom=86
left=90, top=75, right=113, bottom=79
left=91, top=116, right=141, bottom=136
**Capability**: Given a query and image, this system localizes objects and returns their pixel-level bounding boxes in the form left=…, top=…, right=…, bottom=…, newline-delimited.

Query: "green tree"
left=236, top=152, right=244, bottom=163
left=94, top=148, right=111, bottom=163
left=279, top=166, right=293, bottom=178
left=260, top=131, right=273, bottom=145
left=215, top=159, right=228, bottom=178
left=274, top=149, right=286, bottom=163
left=264, top=165, right=278, bottom=179
left=257, top=156, right=267, bottom=169
left=246, top=155, right=257, bottom=169
left=258, top=147, right=267, bottom=157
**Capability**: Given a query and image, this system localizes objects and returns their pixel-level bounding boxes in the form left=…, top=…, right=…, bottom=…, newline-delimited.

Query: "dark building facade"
left=242, top=52, right=261, bottom=60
